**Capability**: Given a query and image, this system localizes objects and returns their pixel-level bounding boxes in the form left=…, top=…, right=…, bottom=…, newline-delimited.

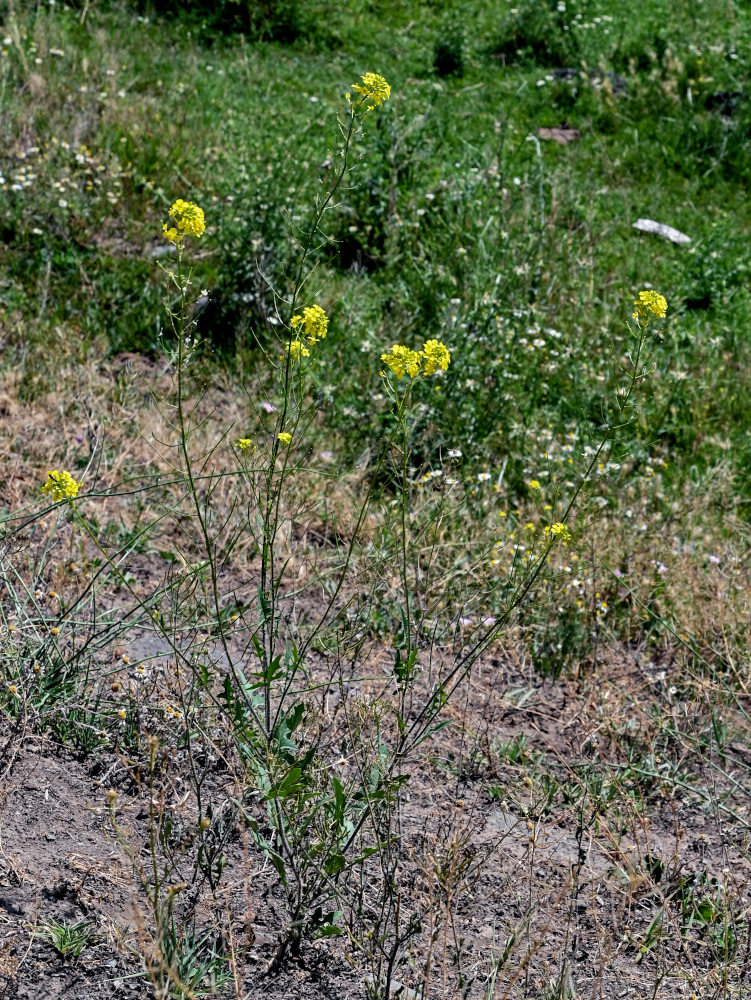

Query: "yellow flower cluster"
left=288, top=339, right=310, bottom=361
left=41, top=469, right=83, bottom=502
left=381, top=340, right=451, bottom=380
left=632, top=290, right=667, bottom=322
left=291, top=305, right=328, bottom=344
left=349, top=72, right=391, bottom=111
left=381, top=345, right=421, bottom=380
left=544, top=522, right=572, bottom=544
left=277, top=432, right=292, bottom=447
left=421, top=339, right=451, bottom=376
left=286, top=305, right=328, bottom=363
left=162, top=199, right=206, bottom=245
left=237, top=438, right=253, bottom=451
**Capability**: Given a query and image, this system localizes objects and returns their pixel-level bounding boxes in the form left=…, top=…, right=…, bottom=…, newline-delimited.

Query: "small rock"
left=538, top=125, right=580, bottom=145
left=28, top=73, right=46, bottom=98
left=363, top=974, right=418, bottom=999
left=632, top=218, right=692, bottom=245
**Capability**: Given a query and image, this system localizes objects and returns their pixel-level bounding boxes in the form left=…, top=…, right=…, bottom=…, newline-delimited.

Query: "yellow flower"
left=381, top=344, right=422, bottom=380
left=351, top=72, right=391, bottom=110
left=278, top=432, right=292, bottom=447
left=162, top=198, right=205, bottom=245
left=290, top=305, right=328, bottom=345
left=237, top=438, right=253, bottom=451
left=632, top=290, right=667, bottom=321
left=420, top=339, right=451, bottom=375
left=41, top=469, right=83, bottom=502
left=544, top=522, right=572, bottom=544
left=287, top=339, right=311, bottom=362
left=528, top=480, right=541, bottom=490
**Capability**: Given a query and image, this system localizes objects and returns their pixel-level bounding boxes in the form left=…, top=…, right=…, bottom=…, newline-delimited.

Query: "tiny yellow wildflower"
left=381, top=344, right=422, bottom=380
left=290, top=304, right=328, bottom=345
left=237, top=438, right=253, bottom=451
left=351, top=72, right=391, bottom=109
left=544, top=522, right=572, bottom=543
left=632, top=290, right=667, bottom=321
left=41, top=470, right=83, bottom=502
left=528, top=480, right=541, bottom=490
left=162, top=198, right=205, bottom=245
left=287, top=339, right=311, bottom=362
left=278, top=432, right=293, bottom=447
left=420, top=339, right=451, bottom=375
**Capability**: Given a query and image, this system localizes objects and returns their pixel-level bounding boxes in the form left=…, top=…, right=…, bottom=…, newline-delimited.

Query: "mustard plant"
left=2, top=65, right=668, bottom=984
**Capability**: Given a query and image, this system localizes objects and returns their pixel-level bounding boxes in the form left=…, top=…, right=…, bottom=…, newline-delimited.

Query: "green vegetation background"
left=1, top=0, right=750, bottom=495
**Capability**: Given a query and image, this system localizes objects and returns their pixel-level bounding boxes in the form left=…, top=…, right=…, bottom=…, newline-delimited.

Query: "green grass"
left=2, top=0, right=750, bottom=492
left=0, top=0, right=748, bottom=711
left=39, top=917, right=95, bottom=958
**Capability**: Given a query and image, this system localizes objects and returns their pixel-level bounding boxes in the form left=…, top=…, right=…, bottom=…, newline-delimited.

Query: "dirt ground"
left=2, top=639, right=749, bottom=1000
left=0, top=365, right=749, bottom=1000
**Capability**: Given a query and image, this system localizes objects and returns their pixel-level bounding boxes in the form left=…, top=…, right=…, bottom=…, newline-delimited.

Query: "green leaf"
left=324, top=852, right=346, bottom=876
left=332, top=775, right=345, bottom=821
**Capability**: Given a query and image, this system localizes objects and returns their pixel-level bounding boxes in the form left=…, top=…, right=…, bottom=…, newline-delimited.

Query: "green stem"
left=398, top=384, right=412, bottom=661
left=259, top=108, right=359, bottom=735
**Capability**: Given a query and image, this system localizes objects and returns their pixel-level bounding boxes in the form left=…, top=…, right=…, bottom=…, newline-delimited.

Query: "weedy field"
left=1, top=1, right=751, bottom=998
